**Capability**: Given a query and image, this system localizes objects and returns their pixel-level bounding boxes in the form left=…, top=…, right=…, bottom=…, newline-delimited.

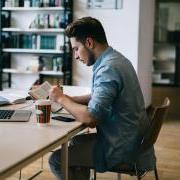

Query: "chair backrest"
left=140, top=97, right=170, bottom=151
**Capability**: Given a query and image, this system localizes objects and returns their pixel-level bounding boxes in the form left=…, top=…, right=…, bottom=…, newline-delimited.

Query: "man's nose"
left=74, top=53, right=79, bottom=60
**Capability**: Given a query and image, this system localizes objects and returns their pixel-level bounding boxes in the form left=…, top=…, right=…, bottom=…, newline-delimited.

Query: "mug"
left=35, top=99, right=51, bottom=126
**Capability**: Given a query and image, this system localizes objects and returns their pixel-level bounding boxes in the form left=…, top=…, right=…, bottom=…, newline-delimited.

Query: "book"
left=0, top=92, right=26, bottom=105
left=28, top=81, right=63, bottom=113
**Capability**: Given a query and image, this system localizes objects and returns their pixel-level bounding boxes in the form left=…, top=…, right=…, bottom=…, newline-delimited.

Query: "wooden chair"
left=92, top=97, right=170, bottom=180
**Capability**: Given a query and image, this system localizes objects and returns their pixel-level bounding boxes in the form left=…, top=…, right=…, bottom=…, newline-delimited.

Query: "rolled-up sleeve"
left=88, top=65, right=122, bottom=123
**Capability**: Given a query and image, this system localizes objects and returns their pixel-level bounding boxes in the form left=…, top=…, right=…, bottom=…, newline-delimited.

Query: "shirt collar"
left=93, top=46, right=113, bottom=72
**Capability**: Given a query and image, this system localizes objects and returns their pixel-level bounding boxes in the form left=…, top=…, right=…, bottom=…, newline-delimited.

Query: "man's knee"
left=49, top=149, right=61, bottom=168
left=70, top=133, right=96, bottom=146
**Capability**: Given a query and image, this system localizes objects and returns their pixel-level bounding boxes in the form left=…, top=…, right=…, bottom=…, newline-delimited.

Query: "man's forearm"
left=58, top=94, right=96, bottom=127
left=70, top=94, right=91, bottom=105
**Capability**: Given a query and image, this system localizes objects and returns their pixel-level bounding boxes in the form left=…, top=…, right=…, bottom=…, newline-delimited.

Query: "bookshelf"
left=0, top=0, right=73, bottom=90
left=153, top=0, right=180, bottom=86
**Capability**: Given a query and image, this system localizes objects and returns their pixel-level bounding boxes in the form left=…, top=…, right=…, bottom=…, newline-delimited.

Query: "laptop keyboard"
left=0, top=110, right=15, bottom=119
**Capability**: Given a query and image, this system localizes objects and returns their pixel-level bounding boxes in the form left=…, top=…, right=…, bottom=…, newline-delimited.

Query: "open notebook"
left=28, top=81, right=62, bottom=113
left=0, top=92, right=26, bottom=105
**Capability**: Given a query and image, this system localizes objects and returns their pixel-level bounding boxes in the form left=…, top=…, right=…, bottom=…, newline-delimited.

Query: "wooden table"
left=0, top=86, right=90, bottom=180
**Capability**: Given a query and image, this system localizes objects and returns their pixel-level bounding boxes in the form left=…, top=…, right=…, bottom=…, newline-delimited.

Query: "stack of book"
left=38, top=56, right=63, bottom=71
left=40, top=35, right=56, bottom=49
left=7, top=34, right=58, bottom=50
left=29, top=13, right=63, bottom=29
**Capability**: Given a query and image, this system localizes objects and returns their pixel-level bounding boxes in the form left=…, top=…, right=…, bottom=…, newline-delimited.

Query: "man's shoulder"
left=101, top=53, right=125, bottom=70
left=95, top=48, right=131, bottom=75
left=103, top=49, right=128, bottom=65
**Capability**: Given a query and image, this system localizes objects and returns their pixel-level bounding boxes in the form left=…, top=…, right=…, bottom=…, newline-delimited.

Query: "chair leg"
left=19, top=170, right=22, bottom=180
left=137, top=175, right=141, bottom=180
left=41, top=156, right=44, bottom=170
left=90, top=169, right=96, bottom=180
left=154, top=165, right=159, bottom=180
left=117, top=173, right=121, bottom=180
left=93, top=169, right=96, bottom=180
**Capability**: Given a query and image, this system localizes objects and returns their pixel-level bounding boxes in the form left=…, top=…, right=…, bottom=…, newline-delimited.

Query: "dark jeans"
left=49, top=133, right=97, bottom=180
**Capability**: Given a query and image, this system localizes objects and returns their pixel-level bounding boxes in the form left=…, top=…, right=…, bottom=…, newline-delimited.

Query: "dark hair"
left=65, top=17, right=108, bottom=44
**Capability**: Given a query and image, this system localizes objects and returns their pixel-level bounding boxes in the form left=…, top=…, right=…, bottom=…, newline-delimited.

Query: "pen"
left=60, top=86, right=63, bottom=92
left=57, top=81, right=63, bottom=92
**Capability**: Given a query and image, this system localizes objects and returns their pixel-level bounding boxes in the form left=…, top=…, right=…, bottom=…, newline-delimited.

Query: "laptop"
left=0, top=109, right=32, bottom=122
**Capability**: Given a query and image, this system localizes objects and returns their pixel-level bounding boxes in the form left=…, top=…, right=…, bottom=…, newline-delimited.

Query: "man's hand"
left=49, top=86, right=63, bottom=103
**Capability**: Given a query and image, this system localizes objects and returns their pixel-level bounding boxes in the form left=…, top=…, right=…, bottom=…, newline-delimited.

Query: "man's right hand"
left=49, top=86, right=64, bottom=103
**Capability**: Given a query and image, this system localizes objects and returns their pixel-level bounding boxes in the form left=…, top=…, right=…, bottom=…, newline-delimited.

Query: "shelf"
left=154, top=42, right=180, bottom=46
left=152, top=83, right=176, bottom=87
left=158, top=0, right=180, bottom=3
left=2, top=7, right=64, bottom=11
left=3, top=68, right=63, bottom=76
left=39, top=70, right=63, bottom=76
left=3, top=68, right=38, bottom=74
left=153, top=80, right=171, bottom=85
left=153, top=70, right=175, bottom=73
left=2, top=28, right=65, bottom=33
left=2, top=48, right=64, bottom=54
left=153, top=59, right=175, bottom=62
left=153, top=79, right=172, bottom=84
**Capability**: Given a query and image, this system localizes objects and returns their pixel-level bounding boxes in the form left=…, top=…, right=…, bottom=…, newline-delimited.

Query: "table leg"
left=61, top=142, right=68, bottom=180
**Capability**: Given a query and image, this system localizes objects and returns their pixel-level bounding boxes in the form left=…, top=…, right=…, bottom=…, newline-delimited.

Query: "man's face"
left=70, top=37, right=96, bottom=66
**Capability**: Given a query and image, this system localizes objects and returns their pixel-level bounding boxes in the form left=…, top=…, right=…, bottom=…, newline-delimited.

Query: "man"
left=49, top=17, right=155, bottom=180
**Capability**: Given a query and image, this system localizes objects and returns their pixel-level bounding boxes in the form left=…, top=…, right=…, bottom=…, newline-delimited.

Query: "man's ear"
left=85, top=37, right=94, bottom=49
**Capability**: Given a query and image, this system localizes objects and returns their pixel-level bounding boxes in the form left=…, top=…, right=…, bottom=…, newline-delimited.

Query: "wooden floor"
left=7, top=119, right=180, bottom=180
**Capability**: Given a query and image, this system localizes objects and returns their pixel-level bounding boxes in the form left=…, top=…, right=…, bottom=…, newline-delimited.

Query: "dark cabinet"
left=153, top=0, right=180, bottom=86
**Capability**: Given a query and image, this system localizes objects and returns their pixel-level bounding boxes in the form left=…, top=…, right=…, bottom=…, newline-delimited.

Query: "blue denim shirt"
left=88, top=47, right=156, bottom=172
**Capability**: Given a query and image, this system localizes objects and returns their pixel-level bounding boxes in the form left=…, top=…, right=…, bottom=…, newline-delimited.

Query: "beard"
left=84, top=46, right=96, bottom=66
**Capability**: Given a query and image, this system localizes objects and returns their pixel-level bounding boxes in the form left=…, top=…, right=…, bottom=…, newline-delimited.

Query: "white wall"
left=73, top=0, right=155, bottom=106
left=73, top=0, right=140, bottom=86
left=137, top=0, right=155, bottom=106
